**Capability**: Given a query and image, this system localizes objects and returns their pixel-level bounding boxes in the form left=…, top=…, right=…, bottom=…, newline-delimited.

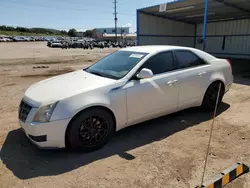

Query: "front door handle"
left=167, top=79, right=178, bottom=85
left=198, top=72, right=207, bottom=77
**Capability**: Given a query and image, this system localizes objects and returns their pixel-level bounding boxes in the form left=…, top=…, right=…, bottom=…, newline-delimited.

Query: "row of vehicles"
left=47, top=39, right=136, bottom=49
left=0, top=36, right=93, bottom=42
left=0, top=35, right=137, bottom=48
left=0, top=35, right=48, bottom=42
left=0, top=36, right=61, bottom=42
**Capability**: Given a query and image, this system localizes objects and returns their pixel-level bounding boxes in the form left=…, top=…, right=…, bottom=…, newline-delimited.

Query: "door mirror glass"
left=136, top=68, right=153, bottom=79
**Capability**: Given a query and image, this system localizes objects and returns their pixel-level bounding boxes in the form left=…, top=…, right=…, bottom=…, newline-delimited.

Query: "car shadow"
left=0, top=103, right=230, bottom=179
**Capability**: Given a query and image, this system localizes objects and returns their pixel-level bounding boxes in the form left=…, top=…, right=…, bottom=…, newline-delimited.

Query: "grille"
left=19, top=100, right=32, bottom=122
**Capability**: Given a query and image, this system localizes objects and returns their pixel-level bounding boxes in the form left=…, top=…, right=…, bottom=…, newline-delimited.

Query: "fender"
left=197, top=71, right=226, bottom=106
left=51, top=86, right=127, bottom=131
left=209, top=71, right=226, bottom=86
left=51, top=93, right=113, bottom=121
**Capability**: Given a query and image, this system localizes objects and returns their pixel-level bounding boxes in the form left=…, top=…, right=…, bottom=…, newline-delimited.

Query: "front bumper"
left=19, top=118, right=71, bottom=149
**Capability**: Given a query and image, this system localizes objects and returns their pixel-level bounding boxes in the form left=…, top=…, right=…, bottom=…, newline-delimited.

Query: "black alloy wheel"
left=67, top=108, right=115, bottom=151
left=201, top=82, right=224, bottom=111
left=78, top=116, right=109, bottom=147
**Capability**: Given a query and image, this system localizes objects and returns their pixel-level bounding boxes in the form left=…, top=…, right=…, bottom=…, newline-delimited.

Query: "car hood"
left=24, top=70, right=116, bottom=106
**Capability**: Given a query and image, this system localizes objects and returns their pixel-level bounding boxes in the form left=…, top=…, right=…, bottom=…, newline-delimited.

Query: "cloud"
left=126, top=23, right=133, bottom=27
left=76, top=28, right=88, bottom=32
left=57, top=28, right=90, bottom=32
left=122, top=23, right=132, bottom=28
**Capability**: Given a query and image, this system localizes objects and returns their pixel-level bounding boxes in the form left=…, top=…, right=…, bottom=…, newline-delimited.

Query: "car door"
left=174, top=50, right=212, bottom=110
left=124, top=51, right=179, bottom=124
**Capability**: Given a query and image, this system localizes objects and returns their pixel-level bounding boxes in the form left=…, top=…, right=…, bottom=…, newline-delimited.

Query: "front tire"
left=201, top=82, right=224, bottom=111
left=67, top=108, right=115, bottom=152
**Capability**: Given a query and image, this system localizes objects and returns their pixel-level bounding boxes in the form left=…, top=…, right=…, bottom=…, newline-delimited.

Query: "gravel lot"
left=0, top=42, right=250, bottom=188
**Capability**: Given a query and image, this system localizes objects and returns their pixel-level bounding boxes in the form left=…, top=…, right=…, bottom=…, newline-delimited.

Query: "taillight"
left=226, top=59, right=232, bottom=67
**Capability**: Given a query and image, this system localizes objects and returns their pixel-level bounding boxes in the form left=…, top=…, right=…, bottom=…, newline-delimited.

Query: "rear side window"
left=141, top=51, right=175, bottom=75
left=175, top=51, right=206, bottom=69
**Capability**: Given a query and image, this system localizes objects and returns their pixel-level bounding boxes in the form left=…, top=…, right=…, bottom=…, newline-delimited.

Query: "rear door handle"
left=167, top=79, right=178, bottom=85
left=198, top=72, right=207, bottom=77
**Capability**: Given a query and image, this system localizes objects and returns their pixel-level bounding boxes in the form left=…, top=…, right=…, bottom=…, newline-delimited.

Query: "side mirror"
left=136, top=68, right=153, bottom=79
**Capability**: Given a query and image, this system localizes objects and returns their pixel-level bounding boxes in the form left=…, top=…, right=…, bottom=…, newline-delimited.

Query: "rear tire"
left=67, top=108, right=115, bottom=152
left=201, top=82, right=224, bottom=111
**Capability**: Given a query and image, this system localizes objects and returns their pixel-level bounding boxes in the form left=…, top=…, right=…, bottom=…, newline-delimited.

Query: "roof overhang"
left=102, top=34, right=136, bottom=38
left=138, top=0, right=250, bottom=24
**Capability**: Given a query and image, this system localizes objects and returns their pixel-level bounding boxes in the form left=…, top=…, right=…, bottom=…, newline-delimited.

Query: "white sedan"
left=0, top=37, right=9, bottom=42
left=19, top=45, right=233, bottom=151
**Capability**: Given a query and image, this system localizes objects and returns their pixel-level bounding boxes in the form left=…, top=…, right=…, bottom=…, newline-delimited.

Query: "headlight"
left=33, top=101, right=58, bottom=123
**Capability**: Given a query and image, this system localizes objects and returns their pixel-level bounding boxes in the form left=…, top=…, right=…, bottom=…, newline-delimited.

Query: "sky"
left=0, top=0, right=172, bottom=33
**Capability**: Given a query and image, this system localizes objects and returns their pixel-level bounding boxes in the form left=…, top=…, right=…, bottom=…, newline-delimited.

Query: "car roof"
left=120, top=45, right=199, bottom=54
left=120, top=45, right=217, bottom=61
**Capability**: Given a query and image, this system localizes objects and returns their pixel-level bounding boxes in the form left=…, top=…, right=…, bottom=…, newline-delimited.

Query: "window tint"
left=141, top=52, right=175, bottom=75
left=86, top=51, right=148, bottom=80
left=175, top=51, right=206, bottom=69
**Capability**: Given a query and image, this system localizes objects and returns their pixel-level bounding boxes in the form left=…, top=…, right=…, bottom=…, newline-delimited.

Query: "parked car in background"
left=47, top=40, right=52, bottom=46
left=19, top=37, right=29, bottom=41
left=71, top=41, right=83, bottom=48
left=29, top=37, right=36, bottom=41
left=50, top=41, right=62, bottom=48
left=0, top=36, right=8, bottom=42
left=18, top=45, right=233, bottom=151
left=4, top=36, right=14, bottom=42
left=47, top=39, right=59, bottom=47
left=12, top=37, right=18, bottom=42
left=61, top=41, right=69, bottom=49
left=12, top=36, right=26, bottom=42
left=0, top=35, right=13, bottom=42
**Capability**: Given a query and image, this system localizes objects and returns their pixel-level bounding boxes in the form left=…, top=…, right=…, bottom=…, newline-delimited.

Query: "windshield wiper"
left=87, top=70, right=106, bottom=77
left=85, top=69, right=118, bottom=80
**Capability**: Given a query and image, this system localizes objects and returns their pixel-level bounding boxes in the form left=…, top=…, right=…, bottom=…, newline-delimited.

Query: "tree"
left=0, top=25, right=66, bottom=36
left=84, top=30, right=93, bottom=37
left=61, top=30, right=68, bottom=35
left=68, top=28, right=77, bottom=37
left=16, top=27, right=30, bottom=32
left=0, top=25, right=7, bottom=30
left=6, top=26, right=15, bottom=31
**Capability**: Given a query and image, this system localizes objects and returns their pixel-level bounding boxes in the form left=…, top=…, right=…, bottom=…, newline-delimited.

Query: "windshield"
left=86, top=51, right=148, bottom=79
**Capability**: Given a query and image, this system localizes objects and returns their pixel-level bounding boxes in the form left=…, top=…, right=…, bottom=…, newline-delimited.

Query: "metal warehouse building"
left=137, top=0, right=250, bottom=59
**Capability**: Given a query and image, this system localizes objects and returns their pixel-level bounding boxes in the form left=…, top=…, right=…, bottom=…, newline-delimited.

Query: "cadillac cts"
left=18, top=46, right=233, bottom=151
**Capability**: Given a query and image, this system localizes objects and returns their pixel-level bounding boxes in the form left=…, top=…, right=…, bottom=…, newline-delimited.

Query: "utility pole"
left=121, top=25, right=122, bottom=39
left=202, top=0, right=209, bottom=51
left=113, top=0, right=118, bottom=42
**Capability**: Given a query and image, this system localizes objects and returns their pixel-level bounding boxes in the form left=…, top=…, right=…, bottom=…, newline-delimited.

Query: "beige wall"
left=138, top=12, right=195, bottom=47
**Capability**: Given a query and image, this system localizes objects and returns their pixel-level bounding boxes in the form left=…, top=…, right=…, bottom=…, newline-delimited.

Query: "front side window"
left=86, top=51, right=148, bottom=79
left=141, top=51, right=175, bottom=75
left=175, top=50, right=206, bottom=69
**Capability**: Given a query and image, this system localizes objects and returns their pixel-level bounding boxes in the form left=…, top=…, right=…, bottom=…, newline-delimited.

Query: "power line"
left=0, top=0, right=135, bottom=16
left=47, top=0, right=113, bottom=10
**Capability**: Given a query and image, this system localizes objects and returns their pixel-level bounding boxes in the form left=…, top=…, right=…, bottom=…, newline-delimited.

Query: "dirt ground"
left=1, top=42, right=250, bottom=188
